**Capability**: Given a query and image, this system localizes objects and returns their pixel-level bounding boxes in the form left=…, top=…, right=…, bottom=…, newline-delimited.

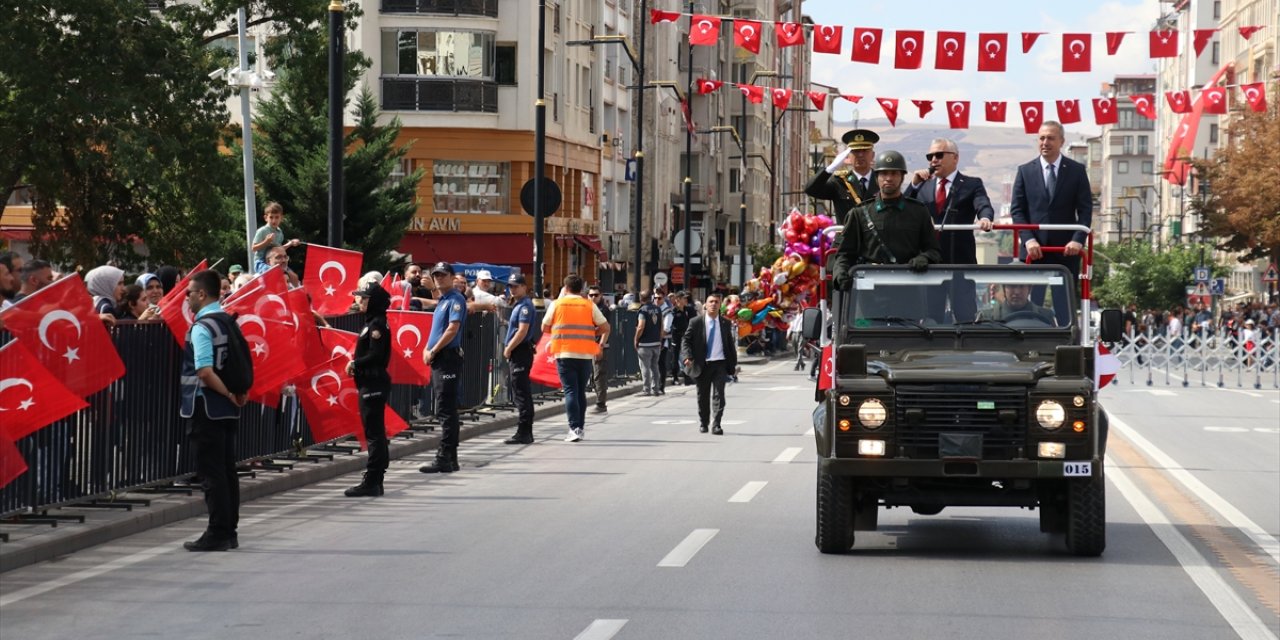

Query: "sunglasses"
left=925, top=151, right=954, bottom=161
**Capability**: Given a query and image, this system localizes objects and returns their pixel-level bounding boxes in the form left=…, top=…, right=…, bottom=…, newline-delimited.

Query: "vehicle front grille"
left=894, top=384, right=1027, bottom=459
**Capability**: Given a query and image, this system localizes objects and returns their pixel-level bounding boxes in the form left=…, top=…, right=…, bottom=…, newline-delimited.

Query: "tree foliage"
left=1190, top=107, right=1280, bottom=264
left=1092, top=240, right=1222, bottom=310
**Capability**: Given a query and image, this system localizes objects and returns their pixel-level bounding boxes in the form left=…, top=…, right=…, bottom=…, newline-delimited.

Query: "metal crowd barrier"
left=1108, top=328, right=1279, bottom=390
left=0, top=305, right=643, bottom=519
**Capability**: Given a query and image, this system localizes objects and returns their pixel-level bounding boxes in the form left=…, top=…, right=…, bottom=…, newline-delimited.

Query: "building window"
left=432, top=161, right=510, bottom=215
left=1211, top=41, right=1219, bottom=65
left=1142, top=160, right=1153, bottom=175
left=495, top=44, right=516, bottom=85
left=729, top=168, right=741, bottom=192
left=380, top=29, right=495, bottom=79
left=1117, top=160, right=1129, bottom=174
left=1137, top=135, right=1148, bottom=155
left=733, top=63, right=749, bottom=85
left=1121, top=136, right=1133, bottom=155
left=1213, top=0, right=1220, bottom=18
left=1209, top=123, right=1219, bottom=144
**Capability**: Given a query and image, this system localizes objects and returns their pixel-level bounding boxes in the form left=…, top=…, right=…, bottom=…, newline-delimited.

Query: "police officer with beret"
left=831, top=150, right=941, bottom=290
left=344, top=281, right=393, bottom=497
left=805, top=128, right=880, bottom=228
left=502, top=273, right=539, bottom=445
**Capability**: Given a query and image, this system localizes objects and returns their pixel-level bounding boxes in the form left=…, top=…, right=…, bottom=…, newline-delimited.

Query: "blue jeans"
left=556, top=358, right=594, bottom=431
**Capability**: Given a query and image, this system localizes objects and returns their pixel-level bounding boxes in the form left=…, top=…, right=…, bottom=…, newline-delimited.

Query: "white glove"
left=826, top=147, right=852, bottom=173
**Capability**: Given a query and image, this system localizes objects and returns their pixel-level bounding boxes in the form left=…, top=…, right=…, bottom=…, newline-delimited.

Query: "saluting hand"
left=825, top=148, right=852, bottom=173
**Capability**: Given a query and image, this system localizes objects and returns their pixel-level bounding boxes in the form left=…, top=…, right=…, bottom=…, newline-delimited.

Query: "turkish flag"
left=293, top=356, right=360, bottom=444
left=737, top=84, right=764, bottom=104
left=1094, top=343, right=1120, bottom=390
left=1202, top=86, right=1228, bottom=114
left=158, top=259, right=207, bottom=345
left=386, top=310, right=434, bottom=385
left=318, top=327, right=358, bottom=369
left=1130, top=93, right=1156, bottom=119
left=733, top=19, right=762, bottom=53
left=285, top=287, right=328, bottom=369
left=1056, top=99, right=1082, bottom=124
left=529, top=334, right=561, bottom=389
left=378, top=270, right=396, bottom=295
left=1149, top=29, right=1178, bottom=58
left=1193, top=29, right=1215, bottom=57
left=1239, top=25, right=1263, bottom=40
left=770, top=87, right=792, bottom=111
left=302, top=243, right=363, bottom=315
left=690, top=15, right=721, bottom=47
left=985, top=101, right=1007, bottom=122
left=935, top=31, right=965, bottom=70
left=946, top=101, right=970, bottom=129
left=840, top=94, right=863, bottom=104
left=649, top=9, right=679, bottom=24
left=817, top=344, right=834, bottom=391
left=1022, top=32, right=1044, bottom=53
left=1163, top=66, right=1230, bottom=187
left=911, top=99, right=934, bottom=119
left=1105, top=31, right=1128, bottom=55
left=894, top=30, right=925, bottom=69
left=876, top=97, right=899, bottom=127
left=851, top=27, right=882, bottom=64
left=807, top=91, right=827, bottom=111
left=812, top=24, right=842, bottom=54
left=977, top=33, right=1007, bottom=72
left=776, top=22, right=805, bottom=48
left=1093, top=97, right=1118, bottom=125
left=1062, top=33, right=1092, bottom=72
left=1242, top=82, right=1268, bottom=113
left=1166, top=90, right=1192, bottom=114
left=0, top=432, right=26, bottom=490
left=696, top=78, right=723, bottom=95
left=0, top=274, right=125, bottom=397
left=0, top=341, right=89, bottom=440
left=1019, top=101, right=1044, bottom=134
left=223, top=266, right=302, bottom=405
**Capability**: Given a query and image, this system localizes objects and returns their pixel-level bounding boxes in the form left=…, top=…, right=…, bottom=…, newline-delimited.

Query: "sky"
left=801, top=0, right=1167, bottom=135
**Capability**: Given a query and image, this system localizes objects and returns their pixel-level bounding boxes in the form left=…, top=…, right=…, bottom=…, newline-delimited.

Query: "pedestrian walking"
left=635, top=289, right=664, bottom=395
left=502, top=274, right=539, bottom=444
left=180, top=269, right=250, bottom=551
left=681, top=293, right=737, bottom=435
left=542, top=274, right=610, bottom=442
left=420, top=262, right=467, bottom=474
left=669, top=292, right=696, bottom=385
left=587, top=285, right=611, bottom=413
left=344, top=282, right=393, bottom=497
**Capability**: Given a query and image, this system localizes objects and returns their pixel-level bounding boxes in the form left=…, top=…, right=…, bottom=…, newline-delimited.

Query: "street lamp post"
left=701, top=125, right=747, bottom=286
left=533, top=0, right=548, bottom=297
left=681, top=0, right=694, bottom=295
left=327, top=0, right=344, bottom=249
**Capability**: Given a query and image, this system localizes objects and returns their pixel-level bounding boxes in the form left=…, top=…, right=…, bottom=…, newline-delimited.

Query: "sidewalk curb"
left=0, top=382, right=644, bottom=574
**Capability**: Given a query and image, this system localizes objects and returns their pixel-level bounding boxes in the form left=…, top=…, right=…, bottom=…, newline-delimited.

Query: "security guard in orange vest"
left=540, top=273, right=611, bottom=442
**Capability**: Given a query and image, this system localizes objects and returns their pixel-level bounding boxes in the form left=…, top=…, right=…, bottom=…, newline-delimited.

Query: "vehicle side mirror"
left=1098, top=309, right=1123, bottom=343
left=802, top=307, right=822, bottom=342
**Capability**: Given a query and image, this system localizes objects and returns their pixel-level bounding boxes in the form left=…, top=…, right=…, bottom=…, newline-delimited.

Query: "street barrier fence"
left=1108, top=328, right=1279, bottom=390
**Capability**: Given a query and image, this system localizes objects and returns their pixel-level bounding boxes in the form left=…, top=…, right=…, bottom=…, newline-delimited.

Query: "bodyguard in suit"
left=904, top=138, right=996, bottom=322
left=804, top=129, right=879, bottom=228
left=680, top=294, right=737, bottom=435
left=1010, top=121, right=1093, bottom=326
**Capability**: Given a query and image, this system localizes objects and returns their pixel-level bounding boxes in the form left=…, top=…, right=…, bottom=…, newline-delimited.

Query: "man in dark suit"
left=904, top=137, right=995, bottom=322
left=1010, top=121, right=1093, bottom=327
left=804, top=129, right=879, bottom=229
left=680, top=294, right=737, bottom=435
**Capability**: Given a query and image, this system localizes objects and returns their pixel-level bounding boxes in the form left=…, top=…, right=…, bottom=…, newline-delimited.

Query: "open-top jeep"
left=806, top=228, right=1123, bottom=556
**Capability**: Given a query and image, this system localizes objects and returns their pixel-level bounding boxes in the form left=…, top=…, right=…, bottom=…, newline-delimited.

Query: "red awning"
left=554, top=235, right=574, bottom=248
left=573, top=234, right=607, bottom=260
left=0, top=229, right=32, bottom=241
left=397, top=233, right=534, bottom=272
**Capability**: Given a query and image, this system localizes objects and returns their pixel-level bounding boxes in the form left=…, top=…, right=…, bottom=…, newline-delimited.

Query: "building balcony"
left=381, top=78, right=498, bottom=113
left=380, top=0, right=498, bottom=18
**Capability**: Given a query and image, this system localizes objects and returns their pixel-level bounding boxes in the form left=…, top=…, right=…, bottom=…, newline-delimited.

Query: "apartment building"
left=1098, top=75, right=1157, bottom=245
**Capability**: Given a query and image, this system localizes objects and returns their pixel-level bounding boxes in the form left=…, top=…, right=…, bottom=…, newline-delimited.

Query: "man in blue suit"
left=904, top=138, right=995, bottom=322
left=1010, top=121, right=1093, bottom=327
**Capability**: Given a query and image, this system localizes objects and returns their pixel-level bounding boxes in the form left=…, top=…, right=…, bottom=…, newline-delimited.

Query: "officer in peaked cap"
left=805, top=128, right=881, bottom=229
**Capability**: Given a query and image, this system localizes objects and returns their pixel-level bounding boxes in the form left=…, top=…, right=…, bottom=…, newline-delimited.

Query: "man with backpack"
left=180, top=270, right=252, bottom=552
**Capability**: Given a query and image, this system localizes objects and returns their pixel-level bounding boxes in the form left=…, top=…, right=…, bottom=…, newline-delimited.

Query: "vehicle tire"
left=1097, top=408, right=1109, bottom=455
left=910, top=505, right=944, bottom=516
left=1065, top=471, right=1106, bottom=556
left=815, top=463, right=855, bottom=553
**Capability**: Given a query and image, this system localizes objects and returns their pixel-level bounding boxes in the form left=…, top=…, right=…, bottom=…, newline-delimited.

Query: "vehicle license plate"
left=1063, top=462, right=1092, bottom=477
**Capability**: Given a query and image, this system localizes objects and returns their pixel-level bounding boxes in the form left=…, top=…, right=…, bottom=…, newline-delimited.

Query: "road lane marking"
left=772, top=447, right=803, bottom=464
left=574, top=619, right=628, bottom=640
left=1107, top=463, right=1278, bottom=640
left=657, top=529, right=718, bottom=567
left=728, top=481, right=768, bottom=503
left=1204, top=426, right=1252, bottom=433
left=803, top=427, right=815, bottom=437
left=1112, top=415, right=1280, bottom=565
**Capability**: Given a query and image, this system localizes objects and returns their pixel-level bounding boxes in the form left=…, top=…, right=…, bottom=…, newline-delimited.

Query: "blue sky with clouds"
left=802, top=0, right=1166, bottom=133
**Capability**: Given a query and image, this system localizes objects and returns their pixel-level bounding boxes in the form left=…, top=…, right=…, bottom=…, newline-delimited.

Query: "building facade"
left=1097, top=75, right=1156, bottom=245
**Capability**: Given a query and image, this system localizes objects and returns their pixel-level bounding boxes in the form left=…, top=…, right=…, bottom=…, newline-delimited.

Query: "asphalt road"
left=1, top=360, right=1276, bottom=640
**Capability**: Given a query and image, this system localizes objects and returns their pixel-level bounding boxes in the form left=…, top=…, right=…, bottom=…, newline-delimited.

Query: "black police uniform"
left=503, top=281, right=538, bottom=444
left=345, top=284, right=392, bottom=497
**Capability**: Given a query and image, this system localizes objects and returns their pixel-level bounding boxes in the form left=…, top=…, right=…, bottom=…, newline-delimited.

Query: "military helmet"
left=873, top=150, right=908, bottom=173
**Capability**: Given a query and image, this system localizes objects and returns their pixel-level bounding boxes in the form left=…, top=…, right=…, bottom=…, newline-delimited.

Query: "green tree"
left=1092, top=240, right=1221, bottom=310
left=1189, top=107, right=1280, bottom=265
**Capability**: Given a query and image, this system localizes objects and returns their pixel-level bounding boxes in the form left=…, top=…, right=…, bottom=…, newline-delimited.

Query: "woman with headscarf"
left=133, top=273, right=164, bottom=321
left=343, top=281, right=393, bottom=497
left=85, top=265, right=125, bottom=317
left=155, top=266, right=181, bottom=295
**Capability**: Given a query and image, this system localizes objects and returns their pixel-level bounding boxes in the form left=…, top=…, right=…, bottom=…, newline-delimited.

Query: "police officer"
left=831, top=150, right=941, bottom=290
left=502, top=274, right=539, bottom=445
left=344, top=282, right=393, bottom=497
left=805, top=129, right=880, bottom=228
left=420, top=262, right=467, bottom=474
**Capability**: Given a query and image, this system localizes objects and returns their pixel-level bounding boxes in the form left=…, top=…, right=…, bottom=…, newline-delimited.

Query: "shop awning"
left=397, top=232, right=533, bottom=273
left=573, top=234, right=607, bottom=260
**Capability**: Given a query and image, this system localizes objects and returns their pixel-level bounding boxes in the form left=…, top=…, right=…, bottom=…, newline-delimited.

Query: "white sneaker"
left=575, top=428, right=584, bottom=441
left=565, top=429, right=582, bottom=442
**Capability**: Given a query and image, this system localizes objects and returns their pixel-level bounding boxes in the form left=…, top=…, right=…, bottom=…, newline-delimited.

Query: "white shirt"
left=473, top=287, right=501, bottom=305
left=704, top=315, right=725, bottom=362
left=1040, top=156, right=1062, bottom=188
left=936, top=169, right=958, bottom=198
left=1167, top=316, right=1182, bottom=336
left=0, top=298, right=12, bottom=312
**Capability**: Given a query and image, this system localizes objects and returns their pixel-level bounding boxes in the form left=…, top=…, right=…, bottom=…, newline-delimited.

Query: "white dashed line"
left=573, top=619, right=628, bottom=640
left=657, top=528, right=719, bottom=567
left=771, top=447, right=803, bottom=464
left=728, top=481, right=768, bottom=503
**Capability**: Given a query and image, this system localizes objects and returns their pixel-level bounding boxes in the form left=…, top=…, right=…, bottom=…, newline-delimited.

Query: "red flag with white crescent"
left=894, top=30, right=925, bottom=69
left=1105, top=31, right=1128, bottom=55
left=1192, top=29, right=1215, bottom=57
left=840, top=94, right=863, bottom=104
left=935, top=31, right=965, bottom=71
left=876, top=98, right=899, bottom=127
left=818, top=344, right=834, bottom=391
left=530, top=334, right=562, bottom=389
left=690, top=15, right=721, bottom=47
left=1061, top=33, right=1092, bottom=72
left=733, top=19, right=762, bottom=53
left=737, top=84, right=764, bottom=104
left=807, top=91, right=827, bottom=111
left=1019, top=101, right=1044, bottom=134
left=1094, top=343, right=1120, bottom=390
left=302, top=243, right=363, bottom=315
left=770, top=87, right=793, bottom=111
left=285, top=287, right=327, bottom=369
left=911, top=99, right=934, bottom=119
left=293, top=356, right=361, bottom=444
left=812, top=24, right=842, bottom=55
left=696, top=78, right=723, bottom=95
left=649, top=9, right=679, bottom=24
left=1165, top=90, right=1192, bottom=114
left=1022, top=32, right=1044, bottom=53
left=1056, top=99, right=1082, bottom=125
left=946, top=101, right=970, bottom=129
left=223, top=266, right=301, bottom=405
left=775, top=22, right=805, bottom=49
left=386, top=310, right=434, bottom=385
left=1202, top=86, right=1227, bottom=114
left=1238, top=25, right=1263, bottom=40
left=851, top=27, right=882, bottom=64
left=1149, top=29, right=1178, bottom=58
left=1241, top=82, right=1268, bottom=113
left=985, top=101, right=1007, bottom=122
left=977, top=33, right=1007, bottom=72
left=1129, top=93, right=1156, bottom=119
left=158, top=259, right=208, bottom=345
left=1092, top=98, right=1118, bottom=125
left=0, top=432, right=26, bottom=490
left=0, top=341, right=89, bottom=441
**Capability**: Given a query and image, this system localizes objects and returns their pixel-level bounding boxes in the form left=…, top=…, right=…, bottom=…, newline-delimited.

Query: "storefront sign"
left=410, top=216, right=462, bottom=232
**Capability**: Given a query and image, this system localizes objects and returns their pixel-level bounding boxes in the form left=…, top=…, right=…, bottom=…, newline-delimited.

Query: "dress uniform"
left=805, top=129, right=880, bottom=229
left=345, top=282, right=392, bottom=497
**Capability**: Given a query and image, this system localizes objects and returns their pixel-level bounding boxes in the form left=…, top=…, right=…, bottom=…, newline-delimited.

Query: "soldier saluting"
left=831, top=150, right=941, bottom=290
left=805, top=128, right=879, bottom=228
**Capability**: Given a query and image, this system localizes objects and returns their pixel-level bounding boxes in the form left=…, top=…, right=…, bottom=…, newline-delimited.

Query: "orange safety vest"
left=549, top=296, right=601, bottom=356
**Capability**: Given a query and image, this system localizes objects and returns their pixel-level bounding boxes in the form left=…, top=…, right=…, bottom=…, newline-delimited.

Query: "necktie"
left=1046, top=163, right=1057, bottom=200
left=706, top=319, right=716, bottom=359
left=860, top=177, right=868, bottom=193
left=935, top=177, right=948, bottom=215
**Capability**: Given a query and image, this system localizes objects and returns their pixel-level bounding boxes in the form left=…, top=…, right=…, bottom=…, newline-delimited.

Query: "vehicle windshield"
left=847, top=266, right=1074, bottom=330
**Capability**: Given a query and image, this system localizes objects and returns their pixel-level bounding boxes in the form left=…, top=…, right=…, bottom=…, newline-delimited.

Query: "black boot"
left=419, top=447, right=459, bottom=474
left=344, top=472, right=384, bottom=497
left=504, top=431, right=534, bottom=445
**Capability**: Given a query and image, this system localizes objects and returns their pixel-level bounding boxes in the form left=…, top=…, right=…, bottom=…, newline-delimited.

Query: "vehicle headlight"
left=838, top=395, right=852, bottom=407
left=1036, top=400, right=1066, bottom=430
left=857, top=399, right=887, bottom=429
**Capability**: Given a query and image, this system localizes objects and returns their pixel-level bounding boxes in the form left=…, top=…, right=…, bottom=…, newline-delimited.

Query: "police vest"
left=179, top=321, right=240, bottom=421
left=637, top=304, right=663, bottom=347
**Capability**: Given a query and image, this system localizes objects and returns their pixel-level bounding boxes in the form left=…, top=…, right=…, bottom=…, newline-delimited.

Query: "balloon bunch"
left=734, top=209, right=836, bottom=336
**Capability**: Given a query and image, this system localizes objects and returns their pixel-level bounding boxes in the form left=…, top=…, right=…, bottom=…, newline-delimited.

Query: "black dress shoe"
left=184, top=535, right=230, bottom=552
left=711, top=426, right=724, bottom=435
left=503, top=435, right=534, bottom=445
left=699, top=425, right=709, bottom=433
left=229, top=533, right=239, bottom=549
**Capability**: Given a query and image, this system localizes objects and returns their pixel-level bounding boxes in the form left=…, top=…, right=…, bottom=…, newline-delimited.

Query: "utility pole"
left=236, top=6, right=257, bottom=267
left=533, top=0, right=547, bottom=297
left=681, top=0, right=694, bottom=295
left=326, top=0, right=344, bottom=248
